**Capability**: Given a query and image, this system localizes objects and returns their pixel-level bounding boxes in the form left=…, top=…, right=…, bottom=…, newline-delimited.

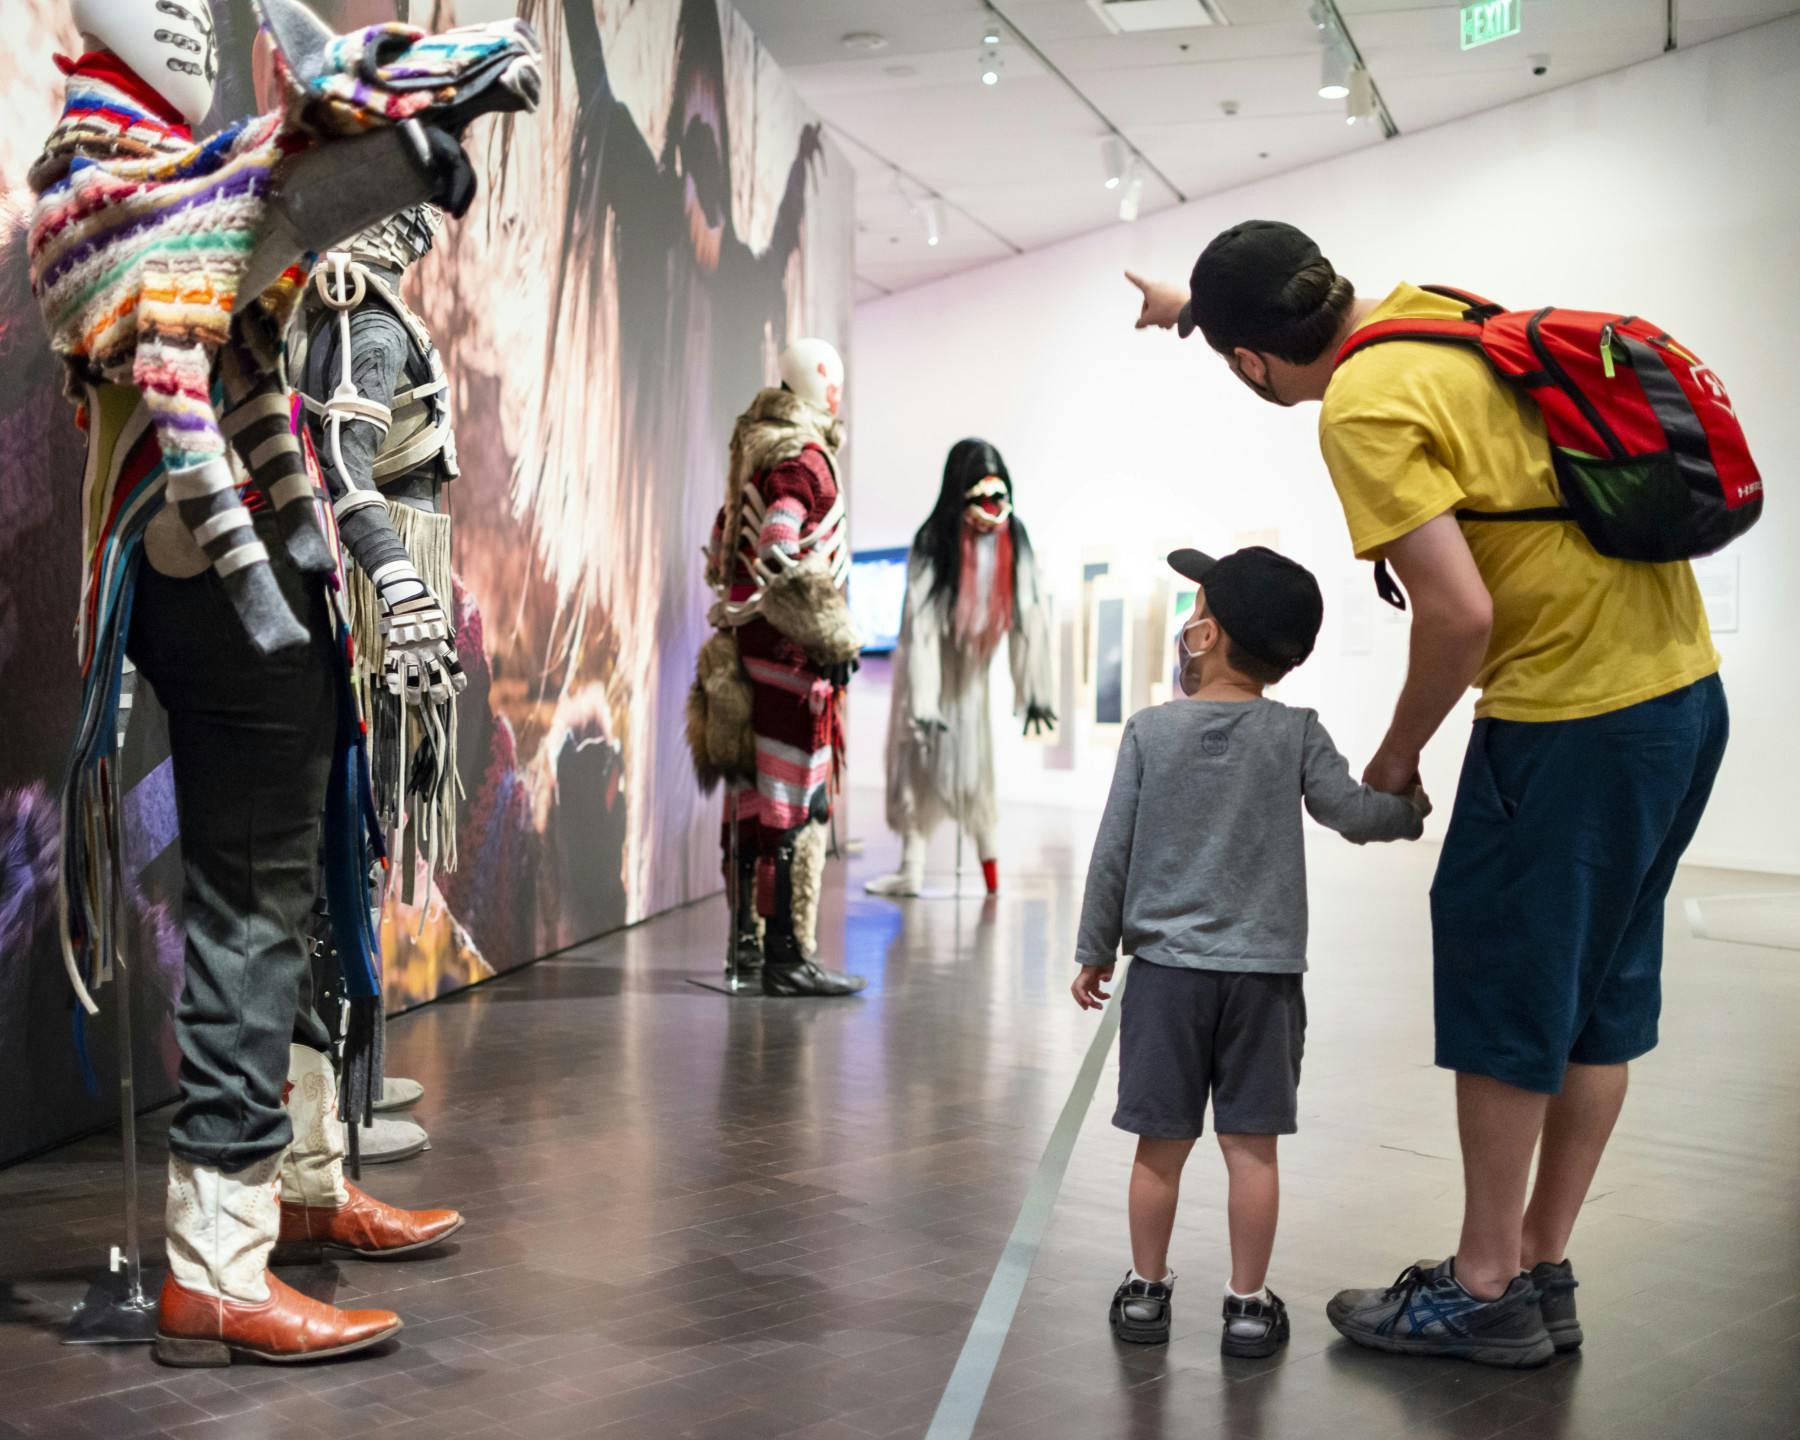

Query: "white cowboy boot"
left=157, top=1151, right=401, bottom=1366
left=278, top=1044, right=462, bottom=1260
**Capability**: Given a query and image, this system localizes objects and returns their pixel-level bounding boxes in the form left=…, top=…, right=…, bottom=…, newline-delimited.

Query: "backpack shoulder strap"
left=1335, top=316, right=1485, bottom=369
left=1335, top=285, right=1510, bottom=368
left=1418, top=285, right=1506, bottom=320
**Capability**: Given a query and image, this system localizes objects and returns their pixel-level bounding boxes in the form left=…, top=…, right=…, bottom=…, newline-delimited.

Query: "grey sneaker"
left=1327, top=1258, right=1554, bottom=1368
left=1110, top=1272, right=1173, bottom=1345
left=1528, top=1259, right=1582, bottom=1352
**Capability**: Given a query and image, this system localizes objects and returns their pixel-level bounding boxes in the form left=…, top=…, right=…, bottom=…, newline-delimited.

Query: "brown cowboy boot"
left=275, top=1045, right=464, bottom=1261
left=156, top=1154, right=402, bottom=1366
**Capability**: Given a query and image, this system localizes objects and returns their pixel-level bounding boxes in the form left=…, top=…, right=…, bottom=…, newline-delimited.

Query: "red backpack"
left=1335, top=286, right=1762, bottom=606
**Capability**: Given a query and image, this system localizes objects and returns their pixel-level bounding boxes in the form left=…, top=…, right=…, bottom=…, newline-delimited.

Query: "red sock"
left=981, top=859, right=999, bottom=895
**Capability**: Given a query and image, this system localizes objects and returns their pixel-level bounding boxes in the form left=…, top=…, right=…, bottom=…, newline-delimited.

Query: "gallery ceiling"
left=730, top=0, right=1800, bottom=298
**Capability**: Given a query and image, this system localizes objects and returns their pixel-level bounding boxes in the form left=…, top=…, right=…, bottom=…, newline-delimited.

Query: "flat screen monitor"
left=850, top=546, right=910, bottom=655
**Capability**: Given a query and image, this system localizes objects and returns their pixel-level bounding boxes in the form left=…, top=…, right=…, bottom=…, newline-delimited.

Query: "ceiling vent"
left=1087, top=0, right=1227, bottom=32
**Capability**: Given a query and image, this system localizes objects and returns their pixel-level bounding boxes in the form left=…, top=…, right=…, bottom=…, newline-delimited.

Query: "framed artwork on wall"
left=1088, top=577, right=1131, bottom=743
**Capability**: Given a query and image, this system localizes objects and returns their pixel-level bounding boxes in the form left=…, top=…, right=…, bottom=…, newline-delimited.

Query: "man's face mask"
left=1226, top=349, right=1284, bottom=407
left=964, top=475, right=1011, bottom=532
left=1174, top=604, right=1210, bottom=696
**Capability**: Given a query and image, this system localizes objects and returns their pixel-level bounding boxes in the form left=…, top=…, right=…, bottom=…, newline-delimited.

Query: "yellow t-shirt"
left=1320, top=283, right=1719, bottom=723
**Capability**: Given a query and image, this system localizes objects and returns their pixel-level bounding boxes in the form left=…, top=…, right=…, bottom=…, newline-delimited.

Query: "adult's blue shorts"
left=1430, top=674, right=1728, bottom=1094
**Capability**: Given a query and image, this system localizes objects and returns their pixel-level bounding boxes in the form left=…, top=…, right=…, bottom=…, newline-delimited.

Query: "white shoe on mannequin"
left=865, top=827, right=928, bottom=896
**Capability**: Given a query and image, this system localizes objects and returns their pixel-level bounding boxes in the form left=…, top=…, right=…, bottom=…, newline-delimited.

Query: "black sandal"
left=1221, top=1288, right=1289, bottom=1358
left=1110, top=1272, right=1174, bottom=1345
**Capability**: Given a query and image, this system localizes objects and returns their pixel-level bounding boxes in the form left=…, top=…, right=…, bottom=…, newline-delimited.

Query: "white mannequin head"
left=74, top=0, right=218, bottom=127
left=778, top=338, right=844, bottom=419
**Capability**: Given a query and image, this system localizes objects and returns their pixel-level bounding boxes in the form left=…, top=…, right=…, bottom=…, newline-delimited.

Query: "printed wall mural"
left=0, top=0, right=854, bottom=1164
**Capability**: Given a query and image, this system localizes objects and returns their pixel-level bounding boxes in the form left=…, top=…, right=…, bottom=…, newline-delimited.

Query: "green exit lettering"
left=1461, top=0, right=1522, bottom=50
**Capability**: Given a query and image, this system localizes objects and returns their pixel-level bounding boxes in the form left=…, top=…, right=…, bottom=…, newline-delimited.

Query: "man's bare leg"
left=1454, top=1073, right=1549, bottom=1300
left=1521, top=1062, right=1629, bottom=1268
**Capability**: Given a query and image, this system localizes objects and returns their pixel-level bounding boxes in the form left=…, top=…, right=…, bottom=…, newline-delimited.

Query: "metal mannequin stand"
left=66, top=661, right=160, bottom=1345
left=64, top=938, right=161, bottom=1344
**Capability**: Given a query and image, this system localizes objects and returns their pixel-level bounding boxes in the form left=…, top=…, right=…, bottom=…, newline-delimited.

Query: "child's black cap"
left=1168, top=546, right=1324, bottom=672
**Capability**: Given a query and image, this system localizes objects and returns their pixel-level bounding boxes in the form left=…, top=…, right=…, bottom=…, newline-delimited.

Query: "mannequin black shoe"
left=760, top=927, right=865, bottom=997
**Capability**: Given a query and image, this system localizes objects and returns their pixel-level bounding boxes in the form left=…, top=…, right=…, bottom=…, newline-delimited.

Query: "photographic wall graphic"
left=0, top=0, right=855, bottom=1165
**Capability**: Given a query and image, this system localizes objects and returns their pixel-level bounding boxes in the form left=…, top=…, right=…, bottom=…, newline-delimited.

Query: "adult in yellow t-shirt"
left=1128, top=222, right=1729, bottom=1370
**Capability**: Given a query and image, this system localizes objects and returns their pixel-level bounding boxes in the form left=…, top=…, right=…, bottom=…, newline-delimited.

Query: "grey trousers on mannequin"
left=127, top=536, right=339, bottom=1172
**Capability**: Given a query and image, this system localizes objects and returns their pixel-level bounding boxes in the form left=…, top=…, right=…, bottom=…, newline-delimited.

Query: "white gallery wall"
left=850, top=16, right=1800, bottom=875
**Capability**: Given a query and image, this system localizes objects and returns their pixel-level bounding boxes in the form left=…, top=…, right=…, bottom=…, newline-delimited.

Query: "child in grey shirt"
left=1072, top=547, right=1426, bottom=1359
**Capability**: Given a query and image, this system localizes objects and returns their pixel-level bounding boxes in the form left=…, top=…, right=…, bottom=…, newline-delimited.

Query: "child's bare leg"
left=1129, top=1137, right=1197, bottom=1279
left=1217, top=1133, right=1280, bottom=1294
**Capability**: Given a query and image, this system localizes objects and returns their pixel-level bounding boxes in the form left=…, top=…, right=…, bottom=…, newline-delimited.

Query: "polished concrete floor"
left=2, top=792, right=1798, bottom=1440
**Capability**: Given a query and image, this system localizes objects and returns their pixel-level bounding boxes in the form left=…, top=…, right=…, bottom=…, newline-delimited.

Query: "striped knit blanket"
left=28, top=15, right=538, bottom=1021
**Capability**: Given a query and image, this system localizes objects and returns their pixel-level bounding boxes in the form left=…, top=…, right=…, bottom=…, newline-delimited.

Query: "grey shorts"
left=1113, top=960, right=1306, bottom=1139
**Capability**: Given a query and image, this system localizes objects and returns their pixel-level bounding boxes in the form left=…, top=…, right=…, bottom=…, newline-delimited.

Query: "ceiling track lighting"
left=1101, top=135, right=1127, bottom=190
left=1345, top=66, right=1375, bottom=125
left=979, top=25, right=1002, bottom=86
left=1117, top=160, right=1145, bottom=223
left=1318, top=40, right=1351, bottom=99
left=1309, top=0, right=1351, bottom=98
left=922, top=197, right=946, bottom=248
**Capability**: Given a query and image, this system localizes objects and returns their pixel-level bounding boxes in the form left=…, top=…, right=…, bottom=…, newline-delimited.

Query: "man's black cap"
left=1177, top=220, right=1324, bottom=343
left=1168, top=546, right=1324, bottom=672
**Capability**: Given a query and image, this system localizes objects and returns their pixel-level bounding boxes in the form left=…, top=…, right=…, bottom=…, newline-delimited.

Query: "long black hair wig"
left=914, top=438, right=1034, bottom=614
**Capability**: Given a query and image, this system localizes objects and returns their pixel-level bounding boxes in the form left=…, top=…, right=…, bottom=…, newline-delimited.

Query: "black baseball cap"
left=1168, top=546, right=1323, bottom=672
left=1177, top=220, right=1325, bottom=343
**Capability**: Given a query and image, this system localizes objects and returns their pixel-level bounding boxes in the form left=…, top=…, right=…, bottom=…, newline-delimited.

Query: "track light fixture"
left=1118, top=160, right=1144, bottom=223
left=1309, top=0, right=1353, bottom=99
left=1345, top=66, right=1375, bottom=125
left=1101, top=135, right=1127, bottom=190
left=1318, top=41, right=1351, bottom=99
left=923, top=197, right=945, bottom=247
left=979, top=28, right=1002, bottom=86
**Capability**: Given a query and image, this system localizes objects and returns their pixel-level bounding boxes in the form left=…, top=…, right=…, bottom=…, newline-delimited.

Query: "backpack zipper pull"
left=1599, top=324, right=1617, bottom=379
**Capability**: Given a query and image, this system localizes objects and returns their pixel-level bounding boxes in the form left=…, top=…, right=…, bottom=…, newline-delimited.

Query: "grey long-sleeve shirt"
left=1074, top=699, right=1423, bottom=974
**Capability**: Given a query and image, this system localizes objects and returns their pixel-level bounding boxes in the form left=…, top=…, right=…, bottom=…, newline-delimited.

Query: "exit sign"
left=1461, top=0, right=1522, bottom=50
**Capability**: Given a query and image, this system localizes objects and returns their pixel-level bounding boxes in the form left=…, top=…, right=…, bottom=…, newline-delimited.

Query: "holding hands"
left=1363, top=742, right=1432, bottom=818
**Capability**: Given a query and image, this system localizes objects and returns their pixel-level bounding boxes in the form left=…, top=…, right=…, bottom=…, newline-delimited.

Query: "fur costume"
left=693, top=370, right=858, bottom=979
left=686, top=630, right=755, bottom=792
left=788, top=819, right=829, bottom=958
left=695, top=384, right=857, bottom=845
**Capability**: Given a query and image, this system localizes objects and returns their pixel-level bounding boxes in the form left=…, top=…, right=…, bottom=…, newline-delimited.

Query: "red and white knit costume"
left=711, top=418, right=850, bottom=851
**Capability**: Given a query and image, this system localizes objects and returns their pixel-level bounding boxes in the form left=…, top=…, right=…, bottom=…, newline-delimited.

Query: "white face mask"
left=1175, top=618, right=1208, bottom=696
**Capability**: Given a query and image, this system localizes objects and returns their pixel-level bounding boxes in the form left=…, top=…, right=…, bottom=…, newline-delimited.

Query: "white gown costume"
left=868, top=442, right=1055, bottom=895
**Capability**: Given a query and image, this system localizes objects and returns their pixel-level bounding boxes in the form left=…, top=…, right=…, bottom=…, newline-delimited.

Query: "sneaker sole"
left=1326, top=1302, right=1554, bottom=1368
left=1547, top=1318, right=1583, bottom=1352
